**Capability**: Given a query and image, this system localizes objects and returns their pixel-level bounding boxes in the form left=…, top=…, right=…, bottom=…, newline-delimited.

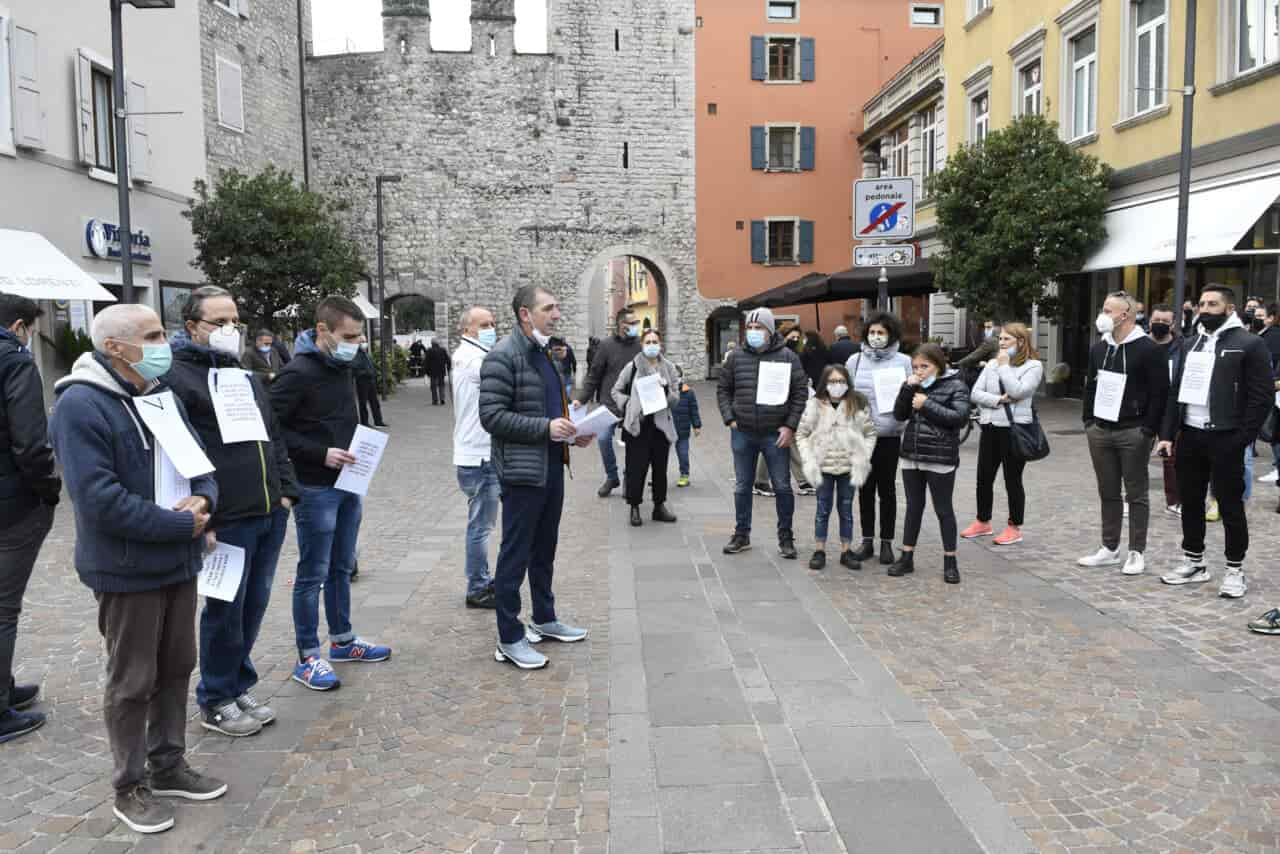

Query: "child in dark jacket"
left=672, top=368, right=702, bottom=486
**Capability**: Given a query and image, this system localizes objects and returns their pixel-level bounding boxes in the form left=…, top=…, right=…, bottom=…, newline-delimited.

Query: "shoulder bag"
left=1000, top=377, right=1051, bottom=462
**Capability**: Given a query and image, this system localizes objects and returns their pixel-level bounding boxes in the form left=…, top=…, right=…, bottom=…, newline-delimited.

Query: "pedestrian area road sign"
left=854, top=178, right=915, bottom=240
left=854, top=244, right=916, bottom=268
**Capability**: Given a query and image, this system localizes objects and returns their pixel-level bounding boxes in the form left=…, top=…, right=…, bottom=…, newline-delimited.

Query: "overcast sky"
left=311, top=0, right=548, bottom=55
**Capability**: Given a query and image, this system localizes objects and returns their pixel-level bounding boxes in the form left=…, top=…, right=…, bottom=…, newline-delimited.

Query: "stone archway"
left=577, top=244, right=680, bottom=360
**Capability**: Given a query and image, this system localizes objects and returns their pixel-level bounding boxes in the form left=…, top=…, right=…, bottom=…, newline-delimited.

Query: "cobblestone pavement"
left=3, top=379, right=1280, bottom=853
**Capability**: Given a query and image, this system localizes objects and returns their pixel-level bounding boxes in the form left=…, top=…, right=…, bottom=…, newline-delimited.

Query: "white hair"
left=458, top=305, right=492, bottom=334
left=91, top=304, right=158, bottom=351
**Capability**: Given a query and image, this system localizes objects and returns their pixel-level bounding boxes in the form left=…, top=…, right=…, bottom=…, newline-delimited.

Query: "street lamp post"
left=1172, top=0, right=1198, bottom=317
left=375, top=175, right=401, bottom=401
left=109, top=0, right=175, bottom=304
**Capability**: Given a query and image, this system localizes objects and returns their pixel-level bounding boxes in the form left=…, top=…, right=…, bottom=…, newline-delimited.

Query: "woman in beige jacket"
left=795, top=364, right=879, bottom=571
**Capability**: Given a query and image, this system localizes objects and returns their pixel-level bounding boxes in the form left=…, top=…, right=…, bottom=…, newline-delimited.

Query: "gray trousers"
left=0, top=503, right=55, bottom=711
left=95, top=577, right=197, bottom=791
left=1086, top=424, right=1154, bottom=553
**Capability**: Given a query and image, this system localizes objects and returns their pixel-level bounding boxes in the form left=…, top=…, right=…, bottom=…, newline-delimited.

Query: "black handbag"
left=1000, top=379, right=1051, bottom=462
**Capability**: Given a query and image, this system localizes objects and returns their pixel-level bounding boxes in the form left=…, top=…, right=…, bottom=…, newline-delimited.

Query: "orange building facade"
left=695, top=0, right=944, bottom=363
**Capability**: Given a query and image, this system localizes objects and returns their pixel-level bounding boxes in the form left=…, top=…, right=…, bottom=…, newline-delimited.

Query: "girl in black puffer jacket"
left=889, top=344, right=970, bottom=584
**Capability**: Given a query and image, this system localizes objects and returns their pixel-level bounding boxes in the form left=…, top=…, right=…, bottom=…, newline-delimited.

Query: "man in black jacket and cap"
left=425, top=339, right=450, bottom=405
left=0, top=294, right=60, bottom=745
left=574, top=308, right=642, bottom=496
left=163, top=286, right=301, bottom=737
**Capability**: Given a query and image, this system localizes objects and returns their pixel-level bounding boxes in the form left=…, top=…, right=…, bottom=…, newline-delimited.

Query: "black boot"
left=944, top=555, right=960, bottom=585
left=851, top=538, right=874, bottom=562
left=652, top=503, right=677, bottom=523
left=880, top=540, right=896, bottom=565
left=630, top=506, right=643, bottom=527
left=839, top=551, right=861, bottom=571
left=598, top=477, right=621, bottom=498
left=808, top=550, right=826, bottom=570
left=887, top=550, right=914, bottom=577
left=778, top=535, right=798, bottom=560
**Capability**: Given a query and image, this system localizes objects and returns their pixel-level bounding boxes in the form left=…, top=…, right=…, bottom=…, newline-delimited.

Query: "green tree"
left=184, top=166, right=365, bottom=328
left=929, top=114, right=1111, bottom=322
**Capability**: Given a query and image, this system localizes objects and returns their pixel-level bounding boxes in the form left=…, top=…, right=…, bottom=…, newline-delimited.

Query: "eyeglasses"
left=198, top=319, right=247, bottom=334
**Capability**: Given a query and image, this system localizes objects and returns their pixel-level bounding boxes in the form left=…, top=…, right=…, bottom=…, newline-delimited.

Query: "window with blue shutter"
left=750, top=127, right=766, bottom=169
left=750, top=221, right=767, bottom=263
left=799, top=38, right=815, bottom=81
left=798, top=127, right=815, bottom=170
left=750, top=37, right=766, bottom=80
left=798, top=221, right=814, bottom=263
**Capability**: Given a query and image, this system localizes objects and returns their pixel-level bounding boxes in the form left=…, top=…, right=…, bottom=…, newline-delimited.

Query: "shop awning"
left=1082, top=173, right=1280, bottom=272
left=353, top=293, right=380, bottom=320
left=0, top=229, right=118, bottom=302
left=737, top=261, right=935, bottom=310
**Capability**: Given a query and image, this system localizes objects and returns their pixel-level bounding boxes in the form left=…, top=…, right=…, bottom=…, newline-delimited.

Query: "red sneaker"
left=960, top=521, right=993, bottom=539
left=993, top=525, right=1023, bottom=546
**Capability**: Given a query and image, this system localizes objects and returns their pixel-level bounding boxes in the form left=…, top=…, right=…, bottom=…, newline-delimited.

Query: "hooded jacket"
left=893, top=370, right=970, bottom=468
left=163, top=332, right=300, bottom=526
left=50, top=352, right=218, bottom=593
left=1161, top=312, right=1274, bottom=442
left=672, top=382, right=702, bottom=439
left=1082, top=325, right=1169, bottom=433
left=577, top=332, right=642, bottom=415
left=717, top=331, right=808, bottom=435
left=0, top=327, right=60, bottom=524
left=845, top=343, right=913, bottom=437
left=270, top=329, right=360, bottom=488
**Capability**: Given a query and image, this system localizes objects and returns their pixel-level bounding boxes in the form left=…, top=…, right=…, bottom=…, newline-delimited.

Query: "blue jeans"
left=731, top=428, right=794, bottom=538
left=675, top=436, right=691, bottom=477
left=456, top=462, right=499, bottom=595
left=292, top=485, right=362, bottom=659
left=494, top=461, right=563, bottom=644
left=197, top=508, right=289, bottom=708
left=1244, top=444, right=1254, bottom=502
left=597, top=421, right=620, bottom=482
left=815, top=474, right=855, bottom=545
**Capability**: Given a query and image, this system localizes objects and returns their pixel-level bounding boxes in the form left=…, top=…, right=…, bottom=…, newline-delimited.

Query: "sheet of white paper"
left=1177, top=351, right=1215, bottom=407
left=334, top=425, right=390, bottom=496
left=756, top=361, right=790, bottom=406
left=1275, top=390, right=1280, bottom=409
left=199, top=542, right=245, bottom=602
left=133, top=391, right=216, bottom=479
left=155, top=446, right=191, bottom=509
left=635, top=374, right=668, bottom=416
left=873, top=368, right=906, bottom=416
left=570, top=405, right=620, bottom=440
left=207, top=368, right=269, bottom=444
left=1092, top=369, right=1127, bottom=423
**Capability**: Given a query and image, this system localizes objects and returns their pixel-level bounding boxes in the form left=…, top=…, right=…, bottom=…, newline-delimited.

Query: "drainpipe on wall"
left=296, top=0, right=310, bottom=187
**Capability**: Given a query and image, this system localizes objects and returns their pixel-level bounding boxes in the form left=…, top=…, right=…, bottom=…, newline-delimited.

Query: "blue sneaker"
left=330, top=637, right=391, bottom=663
left=291, top=656, right=340, bottom=691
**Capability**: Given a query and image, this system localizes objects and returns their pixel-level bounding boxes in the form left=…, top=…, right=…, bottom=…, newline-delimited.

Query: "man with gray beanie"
left=717, top=308, right=808, bottom=558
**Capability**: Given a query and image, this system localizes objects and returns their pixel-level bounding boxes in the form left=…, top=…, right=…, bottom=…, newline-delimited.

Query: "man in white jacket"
left=452, top=307, right=499, bottom=609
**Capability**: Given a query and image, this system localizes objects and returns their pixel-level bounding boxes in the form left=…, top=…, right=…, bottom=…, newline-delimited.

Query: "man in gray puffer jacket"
left=717, top=308, right=808, bottom=559
left=480, top=286, right=592, bottom=671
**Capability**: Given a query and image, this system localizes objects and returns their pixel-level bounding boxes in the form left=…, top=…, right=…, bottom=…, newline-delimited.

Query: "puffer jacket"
left=970, top=359, right=1043, bottom=426
left=845, top=344, right=913, bottom=437
left=270, top=329, right=360, bottom=488
left=893, top=370, right=970, bottom=468
left=794, top=395, right=878, bottom=488
left=0, top=328, right=60, bottom=524
left=716, top=332, right=808, bottom=435
left=479, top=329, right=559, bottom=488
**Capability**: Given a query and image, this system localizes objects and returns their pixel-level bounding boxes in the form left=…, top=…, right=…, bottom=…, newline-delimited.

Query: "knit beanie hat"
left=744, top=308, right=776, bottom=334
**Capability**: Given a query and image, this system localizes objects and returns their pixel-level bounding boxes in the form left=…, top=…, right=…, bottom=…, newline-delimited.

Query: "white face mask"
left=867, top=333, right=889, bottom=350
left=827, top=382, right=848, bottom=399
left=531, top=329, right=551, bottom=348
left=1095, top=312, right=1116, bottom=335
left=207, top=325, right=242, bottom=357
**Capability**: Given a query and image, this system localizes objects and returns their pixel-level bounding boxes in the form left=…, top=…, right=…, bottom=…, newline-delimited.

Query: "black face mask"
left=1199, top=312, right=1227, bottom=332
left=1251, top=316, right=1266, bottom=332
left=786, top=339, right=799, bottom=350
left=1150, top=322, right=1171, bottom=339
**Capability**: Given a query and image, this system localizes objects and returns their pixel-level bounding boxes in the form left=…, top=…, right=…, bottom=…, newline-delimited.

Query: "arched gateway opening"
left=578, top=246, right=681, bottom=380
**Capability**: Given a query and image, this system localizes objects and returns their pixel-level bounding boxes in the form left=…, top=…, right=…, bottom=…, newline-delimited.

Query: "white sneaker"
left=1122, top=551, right=1145, bottom=576
left=1219, top=569, right=1248, bottom=599
left=1161, top=560, right=1210, bottom=586
left=1165, top=504, right=1182, bottom=517
left=1259, top=470, right=1279, bottom=484
left=1077, top=547, right=1122, bottom=567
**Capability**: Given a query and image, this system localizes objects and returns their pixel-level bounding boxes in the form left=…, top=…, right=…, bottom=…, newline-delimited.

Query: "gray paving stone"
left=819, top=780, right=984, bottom=854
left=647, top=669, right=751, bottom=727
left=658, top=784, right=799, bottom=852
left=755, top=644, right=852, bottom=683
left=652, top=726, right=772, bottom=787
left=641, top=632, right=732, bottom=679
left=636, top=600, right=719, bottom=635
left=772, top=681, right=887, bottom=728
left=794, top=726, right=927, bottom=782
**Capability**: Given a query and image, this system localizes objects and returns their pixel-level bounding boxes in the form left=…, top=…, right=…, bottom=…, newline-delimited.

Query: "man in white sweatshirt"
left=452, top=307, right=499, bottom=609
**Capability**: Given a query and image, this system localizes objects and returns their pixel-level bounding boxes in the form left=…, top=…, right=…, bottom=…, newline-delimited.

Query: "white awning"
left=353, top=293, right=380, bottom=320
left=0, top=229, right=118, bottom=301
left=1082, top=173, right=1280, bottom=272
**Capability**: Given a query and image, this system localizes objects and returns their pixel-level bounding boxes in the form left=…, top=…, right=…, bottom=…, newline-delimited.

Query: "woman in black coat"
left=800, top=330, right=831, bottom=389
left=888, top=343, right=970, bottom=584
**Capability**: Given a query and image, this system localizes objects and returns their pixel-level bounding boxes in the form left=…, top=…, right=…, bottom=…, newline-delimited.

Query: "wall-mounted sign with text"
left=83, top=218, right=153, bottom=265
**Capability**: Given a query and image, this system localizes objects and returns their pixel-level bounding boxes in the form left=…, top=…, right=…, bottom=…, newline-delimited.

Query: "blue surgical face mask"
left=478, top=327, right=497, bottom=347
left=257, top=345, right=272, bottom=354
left=745, top=329, right=767, bottom=349
left=332, top=342, right=359, bottom=363
left=625, top=324, right=641, bottom=339
left=1006, top=347, right=1019, bottom=358
left=643, top=343, right=661, bottom=359
left=921, top=375, right=936, bottom=389
left=129, top=342, right=173, bottom=381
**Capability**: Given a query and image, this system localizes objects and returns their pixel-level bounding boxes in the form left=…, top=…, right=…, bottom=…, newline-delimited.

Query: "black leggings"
left=975, top=425, right=1027, bottom=526
left=902, top=468, right=958, bottom=552
left=859, top=436, right=901, bottom=541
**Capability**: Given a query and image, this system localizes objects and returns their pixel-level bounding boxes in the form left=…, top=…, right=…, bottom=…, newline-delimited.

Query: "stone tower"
left=305, top=0, right=704, bottom=373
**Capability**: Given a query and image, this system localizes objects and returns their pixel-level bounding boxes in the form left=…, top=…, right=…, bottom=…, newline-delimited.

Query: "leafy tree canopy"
left=929, top=114, right=1112, bottom=322
left=184, top=166, right=364, bottom=329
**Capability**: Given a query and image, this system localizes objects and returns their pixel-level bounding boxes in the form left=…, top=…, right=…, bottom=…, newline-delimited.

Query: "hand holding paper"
left=334, top=426, right=390, bottom=496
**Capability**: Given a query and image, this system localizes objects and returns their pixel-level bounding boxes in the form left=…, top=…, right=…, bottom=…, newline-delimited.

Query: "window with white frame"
left=1069, top=26, right=1098, bottom=139
left=767, top=125, right=798, bottom=169
left=767, top=0, right=797, bottom=21
left=918, top=106, right=938, bottom=194
left=0, top=6, right=13, bottom=155
left=970, top=91, right=990, bottom=144
left=911, top=4, right=943, bottom=27
left=888, top=125, right=909, bottom=177
left=90, top=67, right=114, bottom=171
left=1020, top=59, right=1043, bottom=115
left=1131, top=0, right=1168, bottom=114
left=216, top=56, right=245, bottom=132
left=767, top=36, right=798, bottom=81
left=1235, top=0, right=1280, bottom=74
left=214, top=0, right=250, bottom=16
left=767, top=219, right=797, bottom=263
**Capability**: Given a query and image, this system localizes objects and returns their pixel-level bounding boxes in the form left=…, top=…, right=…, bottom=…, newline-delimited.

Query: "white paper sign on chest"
left=208, top=368, right=269, bottom=444
left=133, top=391, right=216, bottom=479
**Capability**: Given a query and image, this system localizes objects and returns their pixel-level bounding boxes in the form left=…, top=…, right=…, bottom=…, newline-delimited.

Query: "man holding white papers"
left=717, top=307, right=808, bottom=560
left=164, top=286, right=300, bottom=737
left=452, top=306, right=500, bottom=609
left=1157, top=285, right=1273, bottom=600
left=272, top=296, right=392, bottom=692
left=612, top=328, right=681, bottom=527
left=50, top=305, right=227, bottom=835
left=1078, top=291, right=1169, bottom=576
